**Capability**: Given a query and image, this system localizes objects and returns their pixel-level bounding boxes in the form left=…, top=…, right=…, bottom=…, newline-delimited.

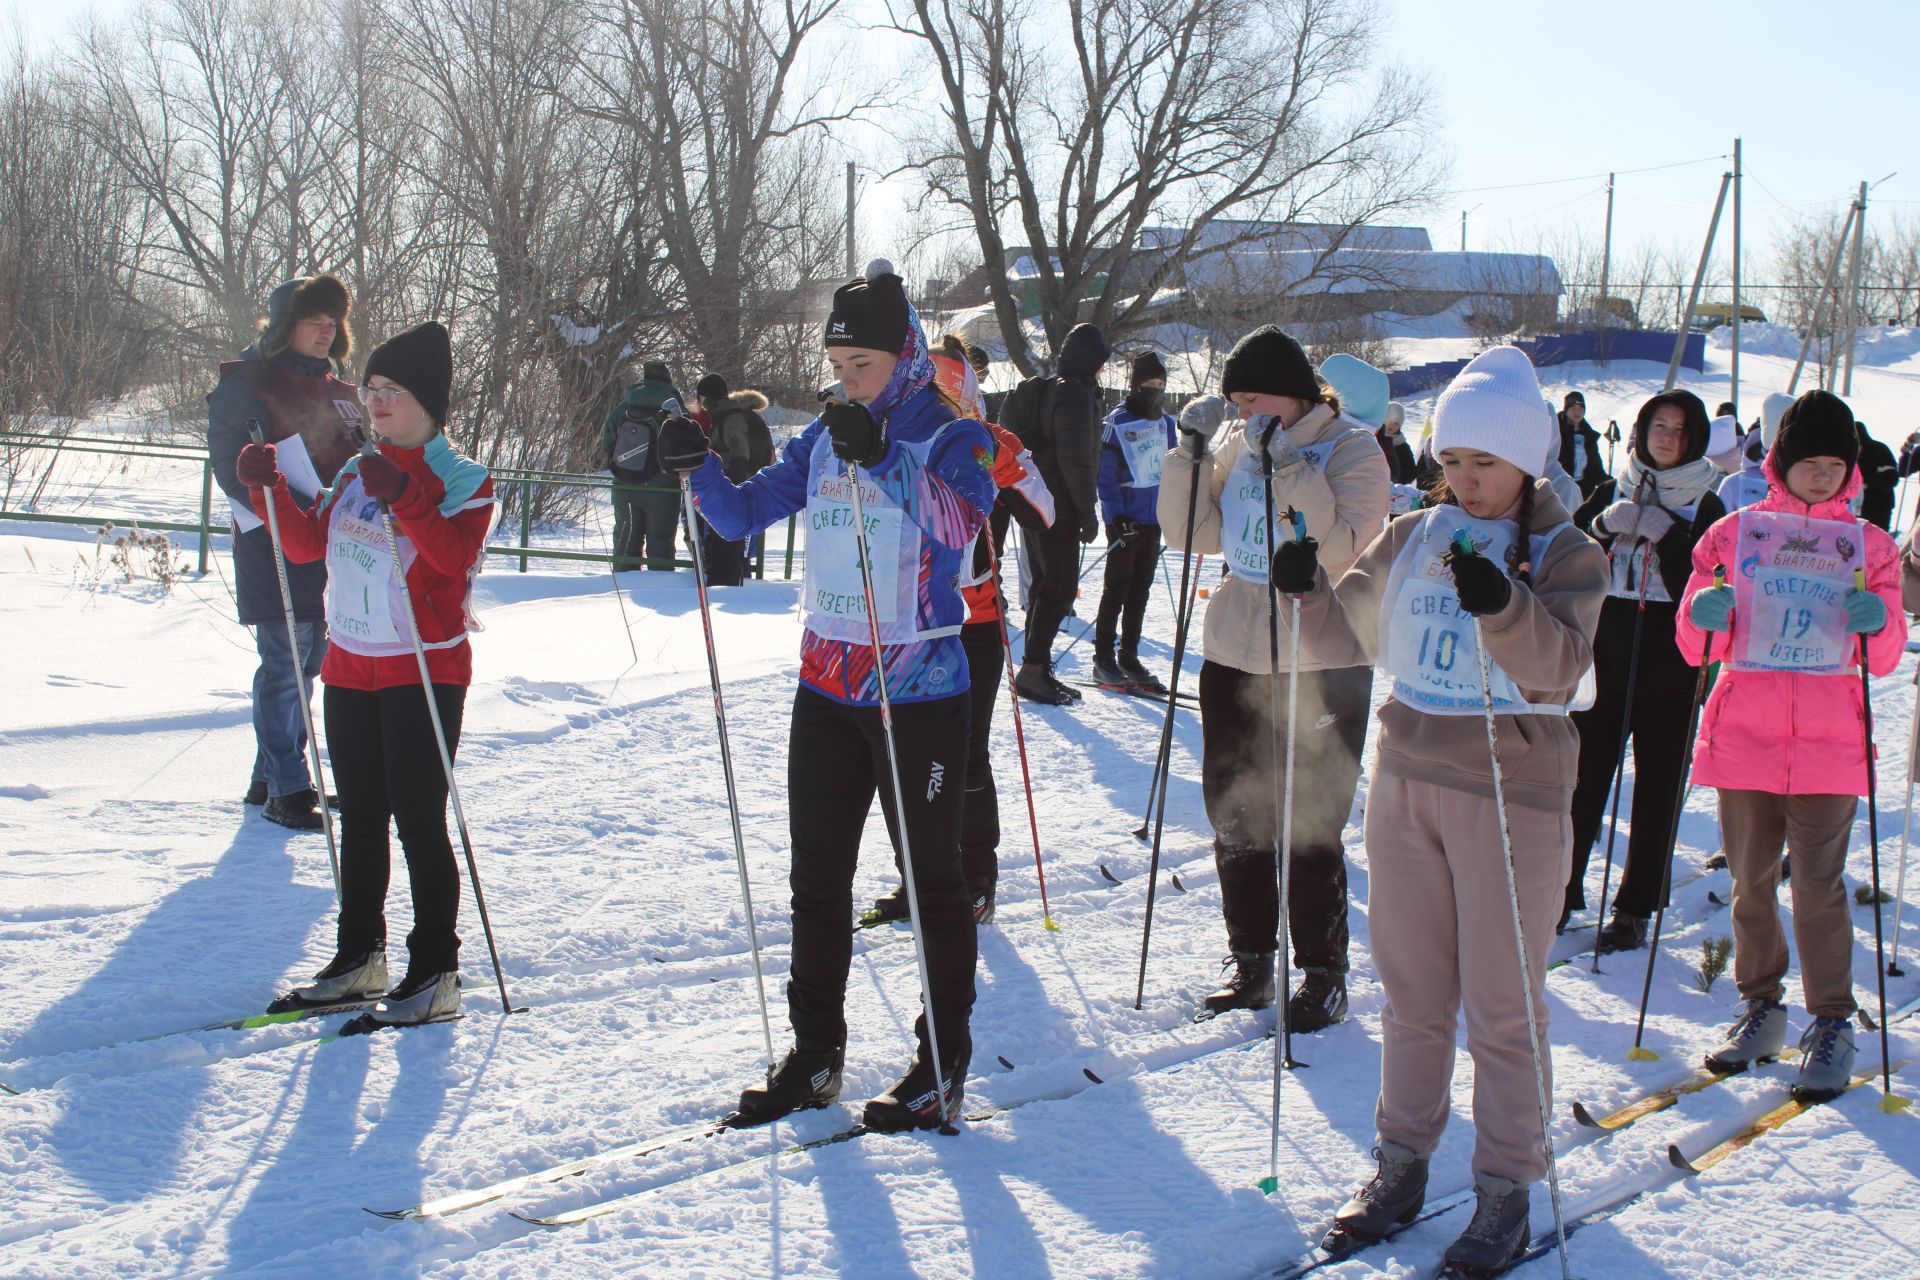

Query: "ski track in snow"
left=4, top=351, right=1920, bottom=1278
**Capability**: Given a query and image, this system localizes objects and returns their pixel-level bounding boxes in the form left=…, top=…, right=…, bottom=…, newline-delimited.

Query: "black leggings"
left=1199, top=661, right=1371, bottom=972
left=787, top=686, right=976, bottom=1066
left=960, top=621, right=1004, bottom=893
left=1022, top=517, right=1083, bottom=664
left=325, top=683, right=465, bottom=975
left=1567, top=663, right=1694, bottom=917
left=1094, top=522, right=1162, bottom=655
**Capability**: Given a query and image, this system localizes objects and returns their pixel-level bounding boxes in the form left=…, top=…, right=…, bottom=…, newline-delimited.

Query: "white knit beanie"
left=1432, top=345, right=1555, bottom=477
left=1760, top=392, right=1793, bottom=451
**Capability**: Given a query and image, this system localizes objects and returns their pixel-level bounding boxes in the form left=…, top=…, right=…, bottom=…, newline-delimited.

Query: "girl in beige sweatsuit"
left=1273, top=345, right=1606, bottom=1273
left=1159, top=325, right=1389, bottom=1026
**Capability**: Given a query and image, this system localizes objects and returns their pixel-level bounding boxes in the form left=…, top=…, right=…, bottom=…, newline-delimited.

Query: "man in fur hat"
left=208, top=273, right=364, bottom=831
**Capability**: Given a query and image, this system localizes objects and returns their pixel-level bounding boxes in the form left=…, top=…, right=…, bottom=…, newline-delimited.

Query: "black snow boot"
left=1323, top=1140, right=1429, bottom=1255
left=1117, top=650, right=1167, bottom=695
left=1202, top=951, right=1276, bottom=1016
left=263, top=789, right=324, bottom=831
left=1089, top=648, right=1130, bottom=688
left=1015, top=662, right=1076, bottom=705
left=733, top=1042, right=845, bottom=1126
left=1441, top=1173, right=1531, bottom=1275
left=1595, top=911, right=1649, bottom=955
left=1288, top=968, right=1349, bottom=1032
left=244, top=778, right=269, bottom=806
left=860, top=885, right=911, bottom=927
left=863, top=1047, right=965, bottom=1132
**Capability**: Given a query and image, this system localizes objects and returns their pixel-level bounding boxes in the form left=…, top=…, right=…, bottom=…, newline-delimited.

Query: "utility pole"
left=1460, top=208, right=1467, bottom=252
left=1665, top=170, right=1732, bottom=392
left=1842, top=178, right=1868, bottom=395
left=1731, top=139, right=1742, bottom=417
left=1788, top=197, right=1860, bottom=395
left=1599, top=172, right=1615, bottom=310
left=845, top=162, right=857, bottom=276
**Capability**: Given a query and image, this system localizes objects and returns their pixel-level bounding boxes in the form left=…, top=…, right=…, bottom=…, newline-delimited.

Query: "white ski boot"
left=370, top=971, right=461, bottom=1026
left=275, top=945, right=388, bottom=1011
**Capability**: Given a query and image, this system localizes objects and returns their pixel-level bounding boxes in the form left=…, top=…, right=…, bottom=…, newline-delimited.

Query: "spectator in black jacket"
left=695, top=373, right=774, bottom=584
left=1558, top=390, right=1606, bottom=497
left=1375, top=400, right=1417, bottom=484
left=1857, top=420, right=1899, bottom=531
left=1014, top=322, right=1109, bottom=703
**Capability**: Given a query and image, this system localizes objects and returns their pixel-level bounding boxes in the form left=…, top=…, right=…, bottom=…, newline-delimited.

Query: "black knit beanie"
left=1563, top=390, right=1585, bottom=408
left=1131, top=351, right=1168, bottom=387
left=825, top=258, right=910, bottom=353
left=1631, top=389, right=1710, bottom=467
left=363, top=322, right=453, bottom=426
left=261, top=273, right=353, bottom=362
left=1220, top=326, right=1317, bottom=400
left=1770, top=389, right=1858, bottom=482
left=697, top=373, right=729, bottom=402
left=642, top=361, right=673, bottom=386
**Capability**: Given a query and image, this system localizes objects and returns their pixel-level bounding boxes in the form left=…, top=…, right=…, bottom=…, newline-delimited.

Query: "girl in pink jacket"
left=1675, top=389, right=1905, bottom=1102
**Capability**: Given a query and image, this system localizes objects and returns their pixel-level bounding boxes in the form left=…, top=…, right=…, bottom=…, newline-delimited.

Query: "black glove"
left=823, top=399, right=887, bottom=467
left=1111, top=516, right=1137, bottom=543
left=1078, top=507, right=1098, bottom=544
left=1443, top=544, right=1513, bottom=616
left=1270, top=534, right=1320, bottom=595
left=657, top=416, right=711, bottom=473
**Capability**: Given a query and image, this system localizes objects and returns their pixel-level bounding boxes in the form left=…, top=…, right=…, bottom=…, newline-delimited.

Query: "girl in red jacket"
left=1675, top=389, right=1904, bottom=1100
left=237, top=323, right=495, bottom=1027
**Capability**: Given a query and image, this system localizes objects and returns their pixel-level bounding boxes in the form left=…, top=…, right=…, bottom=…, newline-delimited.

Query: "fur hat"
left=825, top=258, right=910, bottom=353
left=1770, top=389, right=1858, bottom=483
left=1433, top=345, right=1555, bottom=477
left=259, top=273, right=352, bottom=361
left=362, top=322, right=453, bottom=426
left=1220, top=326, right=1318, bottom=401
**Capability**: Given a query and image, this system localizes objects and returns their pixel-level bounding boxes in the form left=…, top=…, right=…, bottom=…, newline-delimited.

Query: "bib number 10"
left=1417, top=625, right=1459, bottom=672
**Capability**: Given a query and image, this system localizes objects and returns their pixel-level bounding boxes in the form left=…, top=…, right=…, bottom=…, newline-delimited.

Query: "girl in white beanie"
left=1268, top=345, right=1607, bottom=1274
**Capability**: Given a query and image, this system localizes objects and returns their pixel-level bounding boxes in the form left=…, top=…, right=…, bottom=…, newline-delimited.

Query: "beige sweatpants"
left=1717, top=789, right=1858, bottom=1019
left=1364, top=772, right=1570, bottom=1183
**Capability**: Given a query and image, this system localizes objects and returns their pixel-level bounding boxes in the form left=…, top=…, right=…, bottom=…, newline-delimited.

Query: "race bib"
left=800, top=439, right=920, bottom=644
left=1114, top=419, right=1168, bottom=489
left=1727, top=509, right=1864, bottom=674
left=327, top=479, right=405, bottom=652
left=1218, top=437, right=1336, bottom=585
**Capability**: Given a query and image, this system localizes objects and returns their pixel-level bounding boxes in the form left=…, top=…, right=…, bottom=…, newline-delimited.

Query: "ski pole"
left=1886, top=656, right=1920, bottom=979
left=1852, top=568, right=1908, bottom=1112
left=1134, top=554, right=1204, bottom=842
left=1456, top=530, right=1574, bottom=1280
left=247, top=422, right=342, bottom=904
left=1590, top=474, right=1656, bottom=973
left=1259, top=496, right=1308, bottom=1196
left=351, top=430, right=524, bottom=1015
left=847, top=458, right=959, bottom=1133
left=995, top=576, right=1056, bottom=930
left=678, top=461, right=778, bottom=1078
left=1629, top=565, right=1723, bottom=1061
left=1133, top=442, right=1210, bottom=1008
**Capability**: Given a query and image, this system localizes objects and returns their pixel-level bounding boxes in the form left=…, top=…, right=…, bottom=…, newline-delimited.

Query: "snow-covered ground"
left=3, top=341, right=1920, bottom=1278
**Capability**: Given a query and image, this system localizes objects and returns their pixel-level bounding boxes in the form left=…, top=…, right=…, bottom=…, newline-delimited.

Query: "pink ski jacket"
left=1674, top=458, right=1906, bottom=796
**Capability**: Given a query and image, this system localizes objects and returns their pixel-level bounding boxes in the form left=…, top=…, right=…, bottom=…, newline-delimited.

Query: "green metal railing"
left=0, top=431, right=799, bottom=579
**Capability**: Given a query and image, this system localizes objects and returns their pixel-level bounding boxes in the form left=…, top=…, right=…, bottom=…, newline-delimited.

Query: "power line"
left=1439, top=153, right=1727, bottom=199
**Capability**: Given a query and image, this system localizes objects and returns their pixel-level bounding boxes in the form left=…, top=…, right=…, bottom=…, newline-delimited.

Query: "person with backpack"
left=655, top=261, right=995, bottom=1131
left=1676, top=389, right=1904, bottom=1101
left=693, top=374, right=775, bottom=585
left=602, top=361, right=684, bottom=570
left=1088, top=351, right=1177, bottom=694
left=236, top=322, right=496, bottom=1027
left=1003, top=323, right=1111, bottom=704
left=1273, top=345, right=1607, bottom=1274
left=1561, top=390, right=1726, bottom=948
left=1159, top=327, right=1390, bottom=1028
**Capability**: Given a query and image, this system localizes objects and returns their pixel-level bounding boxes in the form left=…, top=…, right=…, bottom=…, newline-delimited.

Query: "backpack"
left=999, top=375, right=1057, bottom=459
left=742, top=410, right=775, bottom=474
left=611, top=403, right=663, bottom=483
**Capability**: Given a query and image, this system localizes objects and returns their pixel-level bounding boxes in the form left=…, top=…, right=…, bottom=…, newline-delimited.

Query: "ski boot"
left=262, top=788, right=324, bottom=831
left=271, top=944, right=389, bottom=1012
left=1089, top=647, right=1130, bottom=689
left=244, top=778, right=269, bottom=806
left=370, top=970, right=461, bottom=1026
left=1704, top=996, right=1787, bottom=1073
left=1015, top=662, right=1076, bottom=705
left=1555, top=888, right=1584, bottom=936
left=1791, top=1016, right=1856, bottom=1103
left=864, top=1048, right=965, bottom=1132
left=1321, top=1140, right=1429, bottom=1256
left=1117, top=650, right=1167, bottom=696
left=1288, top=968, right=1348, bottom=1032
left=1440, top=1173, right=1530, bottom=1276
left=860, top=885, right=911, bottom=927
left=1200, top=952, right=1275, bottom=1017
left=1594, top=911, right=1649, bottom=955
left=732, top=1041, right=846, bottom=1126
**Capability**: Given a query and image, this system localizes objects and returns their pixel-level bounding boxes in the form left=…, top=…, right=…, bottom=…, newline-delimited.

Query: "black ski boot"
left=1556, top=887, right=1584, bottom=935
left=732, top=1042, right=845, bottom=1126
left=1441, top=1173, right=1530, bottom=1276
left=1117, top=650, right=1167, bottom=695
left=1015, top=662, right=1076, bottom=705
left=1089, top=648, right=1130, bottom=689
left=863, top=1048, right=965, bottom=1132
left=1201, top=951, right=1275, bottom=1016
left=860, top=885, right=910, bottom=927
left=262, top=788, right=324, bottom=831
left=1322, top=1140, right=1429, bottom=1256
left=1288, top=968, right=1349, bottom=1032
left=1595, top=911, right=1649, bottom=954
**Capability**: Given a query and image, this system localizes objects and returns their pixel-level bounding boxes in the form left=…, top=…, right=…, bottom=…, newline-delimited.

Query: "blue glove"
left=1688, top=584, right=1734, bottom=632
left=1844, top=587, right=1888, bottom=636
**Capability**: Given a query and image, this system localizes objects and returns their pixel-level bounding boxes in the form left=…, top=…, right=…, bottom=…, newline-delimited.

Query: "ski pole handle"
left=1857, top=566, right=1869, bottom=592
left=1451, top=528, right=1476, bottom=557
left=1284, top=507, right=1306, bottom=543
left=248, top=420, right=265, bottom=446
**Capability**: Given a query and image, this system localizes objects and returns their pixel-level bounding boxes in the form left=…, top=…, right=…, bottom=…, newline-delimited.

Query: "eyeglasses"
left=358, top=384, right=411, bottom=406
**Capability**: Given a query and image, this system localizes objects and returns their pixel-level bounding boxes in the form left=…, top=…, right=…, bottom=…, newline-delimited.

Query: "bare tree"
left=890, top=0, right=1437, bottom=374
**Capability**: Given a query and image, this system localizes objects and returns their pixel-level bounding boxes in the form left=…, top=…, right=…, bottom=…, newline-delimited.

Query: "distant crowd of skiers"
left=210, top=261, right=1919, bottom=1275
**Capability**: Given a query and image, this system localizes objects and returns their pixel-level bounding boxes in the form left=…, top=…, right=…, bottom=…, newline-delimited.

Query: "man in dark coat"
left=1856, top=420, right=1899, bottom=531
left=1558, top=390, right=1606, bottom=497
left=207, top=273, right=363, bottom=830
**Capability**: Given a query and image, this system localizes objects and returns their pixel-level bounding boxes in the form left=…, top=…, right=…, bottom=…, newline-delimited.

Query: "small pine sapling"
left=1694, top=935, right=1733, bottom=994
